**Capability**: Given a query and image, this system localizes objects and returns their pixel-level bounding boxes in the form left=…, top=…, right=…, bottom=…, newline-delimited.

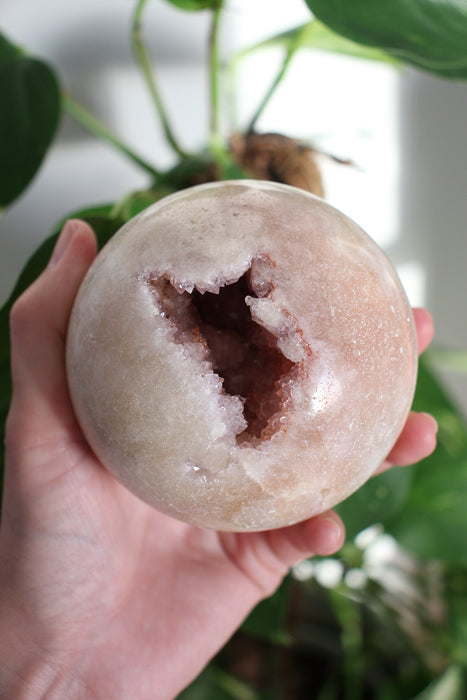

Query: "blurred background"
left=2, top=1, right=467, bottom=697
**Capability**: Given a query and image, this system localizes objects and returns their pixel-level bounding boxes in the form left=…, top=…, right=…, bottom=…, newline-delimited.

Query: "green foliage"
left=426, top=348, right=467, bottom=375
left=386, top=359, right=467, bottom=565
left=336, top=466, right=413, bottom=542
left=0, top=32, right=60, bottom=208
left=2, top=2, right=467, bottom=698
left=109, top=186, right=178, bottom=220
left=414, top=665, right=466, bottom=700
left=176, top=664, right=260, bottom=700
left=239, top=18, right=399, bottom=66
left=241, top=579, right=292, bottom=646
left=164, top=0, right=222, bottom=11
left=337, top=353, right=467, bottom=559
left=305, top=0, right=467, bottom=78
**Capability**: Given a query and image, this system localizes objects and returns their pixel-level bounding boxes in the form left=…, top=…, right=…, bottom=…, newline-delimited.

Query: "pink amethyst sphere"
left=66, top=180, right=417, bottom=531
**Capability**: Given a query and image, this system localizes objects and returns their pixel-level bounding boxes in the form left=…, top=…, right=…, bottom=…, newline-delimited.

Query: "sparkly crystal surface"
left=66, top=181, right=417, bottom=531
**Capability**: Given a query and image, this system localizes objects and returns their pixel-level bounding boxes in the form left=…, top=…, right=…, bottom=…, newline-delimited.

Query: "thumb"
left=8, top=220, right=97, bottom=435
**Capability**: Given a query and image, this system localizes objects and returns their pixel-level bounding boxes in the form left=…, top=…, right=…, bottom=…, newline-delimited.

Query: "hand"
left=0, top=220, right=437, bottom=699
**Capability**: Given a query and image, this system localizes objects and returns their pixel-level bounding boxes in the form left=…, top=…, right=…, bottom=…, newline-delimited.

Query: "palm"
left=3, top=400, right=434, bottom=699
left=4, top=418, right=295, bottom=697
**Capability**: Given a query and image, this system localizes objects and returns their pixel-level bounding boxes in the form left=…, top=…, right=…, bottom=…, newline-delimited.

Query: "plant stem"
left=246, top=46, right=295, bottom=135
left=329, top=588, right=365, bottom=700
left=209, top=3, right=225, bottom=156
left=62, top=93, right=161, bottom=180
left=132, top=0, right=189, bottom=160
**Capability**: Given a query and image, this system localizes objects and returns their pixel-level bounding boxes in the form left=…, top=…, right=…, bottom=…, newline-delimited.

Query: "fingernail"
left=322, top=515, right=343, bottom=549
left=49, top=220, right=78, bottom=267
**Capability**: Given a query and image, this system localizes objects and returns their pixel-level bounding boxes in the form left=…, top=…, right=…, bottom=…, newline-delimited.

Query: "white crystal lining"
left=143, top=256, right=306, bottom=448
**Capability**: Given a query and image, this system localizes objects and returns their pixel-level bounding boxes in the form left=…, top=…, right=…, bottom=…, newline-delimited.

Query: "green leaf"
left=336, top=352, right=467, bottom=547
left=239, top=19, right=399, bottom=66
left=0, top=32, right=61, bottom=207
left=446, top=568, right=467, bottom=663
left=412, top=359, right=467, bottom=459
left=335, top=465, right=413, bottom=542
left=426, top=348, right=467, bottom=375
left=110, top=186, right=177, bottom=221
left=161, top=154, right=215, bottom=190
left=159, top=152, right=249, bottom=192
left=164, top=0, right=222, bottom=10
left=304, top=0, right=467, bottom=78
left=413, top=665, right=465, bottom=700
left=386, top=452, right=467, bottom=565
left=386, top=359, right=467, bottom=564
left=176, top=664, right=260, bottom=700
left=241, top=578, right=292, bottom=645
left=0, top=31, right=21, bottom=64
left=0, top=208, right=124, bottom=499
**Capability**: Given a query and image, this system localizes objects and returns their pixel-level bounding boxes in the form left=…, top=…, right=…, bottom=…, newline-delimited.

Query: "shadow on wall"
left=52, top=7, right=212, bottom=141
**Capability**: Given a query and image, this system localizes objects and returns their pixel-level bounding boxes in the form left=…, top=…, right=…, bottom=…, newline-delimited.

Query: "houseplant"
left=1, top=1, right=467, bottom=696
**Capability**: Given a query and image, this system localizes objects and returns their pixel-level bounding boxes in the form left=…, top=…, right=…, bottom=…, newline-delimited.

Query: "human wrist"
left=1, top=657, right=61, bottom=700
left=0, top=605, right=81, bottom=699
left=0, top=651, right=87, bottom=700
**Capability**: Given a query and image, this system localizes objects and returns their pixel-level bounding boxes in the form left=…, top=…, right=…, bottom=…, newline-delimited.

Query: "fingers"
left=221, top=510, right=344, bottom=597
left=374, top=308, right=437, bottom=474
left=8, top=220, right=97, bottom=434
left=266, top=511, right=345, bottom=566
left=381, top=411, right=438, bottom=471
left=413, top=307, right=434, bottom=355
left=377, top=306, right=437, bottom=472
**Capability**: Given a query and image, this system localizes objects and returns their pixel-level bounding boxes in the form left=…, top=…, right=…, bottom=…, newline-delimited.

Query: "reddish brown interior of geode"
left=155, top=271, right=296, bottom=442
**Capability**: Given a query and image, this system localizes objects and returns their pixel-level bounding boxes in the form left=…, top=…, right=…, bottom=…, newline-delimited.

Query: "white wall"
left=398, top=70, right=467, bottom=414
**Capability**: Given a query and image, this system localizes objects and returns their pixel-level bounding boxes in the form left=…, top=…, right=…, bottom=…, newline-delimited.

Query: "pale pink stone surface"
left=66, top=180, right=417, bottom=531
